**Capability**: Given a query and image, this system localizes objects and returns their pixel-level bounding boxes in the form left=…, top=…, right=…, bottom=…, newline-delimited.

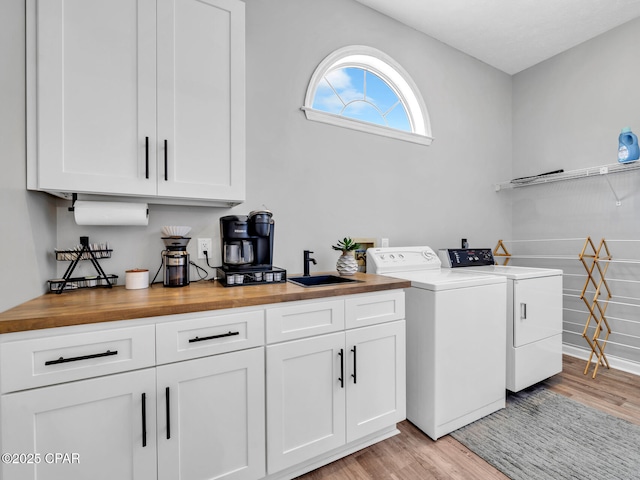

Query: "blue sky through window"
left=312, top=67, right=411, bottom=132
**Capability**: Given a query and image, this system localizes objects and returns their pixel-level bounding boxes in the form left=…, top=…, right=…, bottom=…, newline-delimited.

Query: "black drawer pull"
left=188, top=331, right=240, bottom=343
left=338, top=349, right=344, bottom=388
left=45, top=349, right=118, bottom=366
left=142, top=392, right=147, bottom=447
left=166, top=387, right=171, bottom=440
left=351, top=345, right=357, bottom=384
left=145, top=136, right=149, bottom=179
left=164, top=139, right=168, bottom=181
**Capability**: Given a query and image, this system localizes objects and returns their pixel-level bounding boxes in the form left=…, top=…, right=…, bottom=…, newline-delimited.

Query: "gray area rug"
left=450, top=387, right=640, bottom=479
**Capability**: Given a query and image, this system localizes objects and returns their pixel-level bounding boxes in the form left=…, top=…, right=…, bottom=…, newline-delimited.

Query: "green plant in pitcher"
left=332, top=237, right=361, bottom=275
left=331, top=237, right=361, bottom=253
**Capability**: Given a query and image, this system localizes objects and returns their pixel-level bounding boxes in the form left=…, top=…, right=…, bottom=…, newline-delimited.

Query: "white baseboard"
left=563, top=344, right=640, bottom=377
left=264, top=426, right=400, bottom=480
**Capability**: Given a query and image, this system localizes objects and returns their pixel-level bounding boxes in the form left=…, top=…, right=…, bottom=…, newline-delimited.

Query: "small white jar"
left=125, top=269, right=149, bottom=290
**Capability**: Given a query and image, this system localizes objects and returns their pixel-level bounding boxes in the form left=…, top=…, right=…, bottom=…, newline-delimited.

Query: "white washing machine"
left=439, top=248, right=563, bottom=392
left=367, top=246, right=507, bottom=440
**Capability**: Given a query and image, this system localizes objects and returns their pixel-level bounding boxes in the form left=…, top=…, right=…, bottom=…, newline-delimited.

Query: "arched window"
left=303, top=46, right=433, bottom=146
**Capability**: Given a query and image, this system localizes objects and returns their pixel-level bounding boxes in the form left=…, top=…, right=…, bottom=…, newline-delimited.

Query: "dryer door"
left=513, top=276, right=563, bottom=347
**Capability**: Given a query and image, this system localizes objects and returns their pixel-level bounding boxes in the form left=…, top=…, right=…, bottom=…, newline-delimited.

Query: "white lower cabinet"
left=266, top=332, right=346, bottom=473
left=266, top=320, right=405, bottom=474
left=0, top=290, right=405, bottom=480
left=345, top=321, right=406, bottom=442
left=0, top=348, right=266, bottom=480
left=1, top=368, right=158, bottom=480
left=156, top=347, right=265, bottom=480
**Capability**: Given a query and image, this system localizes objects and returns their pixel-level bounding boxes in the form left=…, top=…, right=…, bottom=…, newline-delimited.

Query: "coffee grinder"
left=161, top=236, right=191, bottom=287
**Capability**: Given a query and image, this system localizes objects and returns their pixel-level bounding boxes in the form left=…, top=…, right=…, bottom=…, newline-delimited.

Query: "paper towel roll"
left=74, top=201, right=149, bottom=226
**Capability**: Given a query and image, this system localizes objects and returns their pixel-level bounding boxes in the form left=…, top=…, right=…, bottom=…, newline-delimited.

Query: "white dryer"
left=439, top=248, right=563, bottom=392
left=367, top=246, right=507, bottom=440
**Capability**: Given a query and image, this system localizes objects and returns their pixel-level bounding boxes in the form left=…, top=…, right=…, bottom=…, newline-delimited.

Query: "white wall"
left=2, top=0, right=513, bottom=312
left=511, top=17, right=640, bottom=363
left=48, top=0, right=512, bottom=290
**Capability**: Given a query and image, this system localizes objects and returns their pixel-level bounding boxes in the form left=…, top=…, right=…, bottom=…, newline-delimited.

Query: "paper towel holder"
left=68, top=193, right=78, bottom=212
left=67, top=193, right=149, bottom=225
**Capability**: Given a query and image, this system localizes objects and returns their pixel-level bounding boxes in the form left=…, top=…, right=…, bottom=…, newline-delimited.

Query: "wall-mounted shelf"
left=49, top=236, right=114, bottom=294
left=494, top=161, right=640, bottom=206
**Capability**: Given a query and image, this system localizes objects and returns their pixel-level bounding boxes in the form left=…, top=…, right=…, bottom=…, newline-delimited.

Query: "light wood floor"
left=298, top=355, right=640, bottom=479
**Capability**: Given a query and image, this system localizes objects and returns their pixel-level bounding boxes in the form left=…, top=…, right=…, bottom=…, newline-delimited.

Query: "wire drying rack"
left=578, top=237, right=612, bottom=378
left=492, top=237, right=634, bottom=378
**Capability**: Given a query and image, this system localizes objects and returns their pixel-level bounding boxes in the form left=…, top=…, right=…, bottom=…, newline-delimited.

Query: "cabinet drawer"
left=266, top=299, right=345, bottom=343
left=156, top=309, right=264, bottom=364
left=0, top=325, right=155, bottom=394
left=345, top=291, right=405, bottom=329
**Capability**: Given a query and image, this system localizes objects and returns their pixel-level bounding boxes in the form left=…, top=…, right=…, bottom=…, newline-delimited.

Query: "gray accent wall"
left=511, top=17, right=640, bottom=363
left=0, top=0, right=57, bottom=312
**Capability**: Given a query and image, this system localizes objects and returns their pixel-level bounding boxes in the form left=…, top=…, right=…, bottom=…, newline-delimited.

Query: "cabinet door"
left=156, top=0, right=245, bottom=202
left=30, top=0, right=157, bottom=196
left=157, top=347, right=265, bottom=480
left=0, top=369, right=157, bottom=480
left=345, top=320, right=406, bottom=442
left=266, top=333, right=346, bottom=474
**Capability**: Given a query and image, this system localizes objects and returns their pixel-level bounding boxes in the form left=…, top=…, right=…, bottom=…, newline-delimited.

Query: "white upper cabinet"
left=27, top=0, right=245, bottom=206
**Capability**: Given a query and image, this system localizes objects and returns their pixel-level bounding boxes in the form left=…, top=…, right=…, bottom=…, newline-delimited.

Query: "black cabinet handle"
left=145, top=136, right=149, bottom=179
left=188, top=331, right=240, bottom=343
left=164, top=139, right=168, bottom=181
left=141, top=393, right=147, bottom=447
left=351, top=346, right=357, bottom=384
left=45, top=349, right=117, bottom=366
left=338, top=349, right=344, bottom=388
left=165, top=387, right=171, bottom=440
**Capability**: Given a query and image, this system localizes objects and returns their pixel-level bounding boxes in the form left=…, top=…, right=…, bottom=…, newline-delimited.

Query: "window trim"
left=302, top=45, right=433, bottom=146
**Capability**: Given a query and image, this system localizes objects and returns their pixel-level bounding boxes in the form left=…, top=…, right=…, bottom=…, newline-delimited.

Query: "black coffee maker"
left=218, top=211, right=285, bottom=286
left=220, top=211, right=274, bottom=270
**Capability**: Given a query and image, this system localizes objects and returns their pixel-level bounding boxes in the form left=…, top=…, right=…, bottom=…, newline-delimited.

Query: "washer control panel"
left=366, top=246, right=441, bottom=274
left=438, top=248, right=495, bottom=268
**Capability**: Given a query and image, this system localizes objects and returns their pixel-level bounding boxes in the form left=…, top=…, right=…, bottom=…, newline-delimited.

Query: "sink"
left=288, top=275, right=360, bottom=288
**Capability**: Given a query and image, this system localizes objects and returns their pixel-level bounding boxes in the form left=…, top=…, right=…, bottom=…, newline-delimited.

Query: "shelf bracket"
left=600, top=168, right=622, bottom=206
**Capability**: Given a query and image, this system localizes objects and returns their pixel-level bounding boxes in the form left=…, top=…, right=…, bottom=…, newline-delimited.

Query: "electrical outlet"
left=198, top=238, right=212, bottom=259
left=381, top=238, right=389, bottom=248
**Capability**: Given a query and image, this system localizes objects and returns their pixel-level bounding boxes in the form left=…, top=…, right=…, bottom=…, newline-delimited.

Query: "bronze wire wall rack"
left=493, top=239, right=511, bottom=265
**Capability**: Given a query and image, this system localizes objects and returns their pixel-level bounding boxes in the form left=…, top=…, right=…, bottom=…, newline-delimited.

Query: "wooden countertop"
left=0, top=273, right=410, bottom=334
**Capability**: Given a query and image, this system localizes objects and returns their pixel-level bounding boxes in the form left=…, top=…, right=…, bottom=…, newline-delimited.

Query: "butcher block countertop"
left=0, top=273, right=410, bottom=334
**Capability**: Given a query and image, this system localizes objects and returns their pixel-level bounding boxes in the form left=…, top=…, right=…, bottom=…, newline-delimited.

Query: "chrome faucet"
left=303, top=250, right=317, bottom=276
